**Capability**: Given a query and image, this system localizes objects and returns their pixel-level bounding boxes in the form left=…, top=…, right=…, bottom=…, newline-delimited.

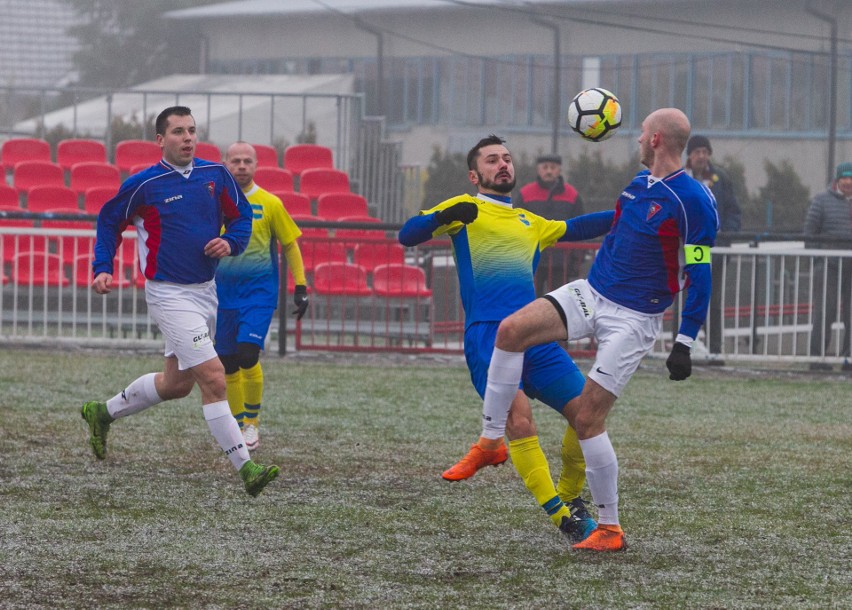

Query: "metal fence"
left=2, top=221, right=850, bottom=367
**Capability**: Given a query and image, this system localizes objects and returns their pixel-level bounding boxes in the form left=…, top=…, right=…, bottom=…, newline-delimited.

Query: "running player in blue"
left=480, top=108, right=719, bottom=551
left=81, top=106, right=280, bottom=497
left=399, top=135, right=614, bottom=543
left=216, top=141, right=310, bottom=451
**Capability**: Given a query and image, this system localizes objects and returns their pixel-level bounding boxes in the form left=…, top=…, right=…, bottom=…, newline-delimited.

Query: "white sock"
left=481, top=348, right=524, bottom=439
left=580, top=431, right=619, bottom=526
left=106, top=373, right=162, bottom=419
left=203, top=400, right=250, bottom=471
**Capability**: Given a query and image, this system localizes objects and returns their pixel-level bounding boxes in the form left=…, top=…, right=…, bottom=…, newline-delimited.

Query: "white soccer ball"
left=567, top=88, right=622, bottom=142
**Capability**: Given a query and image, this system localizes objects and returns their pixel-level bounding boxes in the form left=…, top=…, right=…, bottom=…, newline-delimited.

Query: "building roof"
left=0, top=0, right=80, bottom=88
left=165, top=0, right=554, bottom=20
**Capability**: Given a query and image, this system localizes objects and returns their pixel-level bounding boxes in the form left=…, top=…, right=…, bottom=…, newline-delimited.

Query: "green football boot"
left=239, top=460, right=280, bottom=497
left=80, top=401, right=113, bottom=460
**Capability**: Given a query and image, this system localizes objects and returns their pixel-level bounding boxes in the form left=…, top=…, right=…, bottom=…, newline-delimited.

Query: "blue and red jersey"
left=588, top=168, right=719, bottom=338
left=93, top=159, right=252, bottom=284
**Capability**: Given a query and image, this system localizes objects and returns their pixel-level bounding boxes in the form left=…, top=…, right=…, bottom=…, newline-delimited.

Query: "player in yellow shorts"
left=216, top=142, right=310, bottom=450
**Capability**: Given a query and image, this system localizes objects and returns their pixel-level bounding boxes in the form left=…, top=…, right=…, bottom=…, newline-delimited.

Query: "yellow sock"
left=509, top=436, right=571, bottom=526
left=242, top=362, right=264, bottom=427
left=556, top=424, right=587, bottom=503
left=225, top=370, right=245, bottom=426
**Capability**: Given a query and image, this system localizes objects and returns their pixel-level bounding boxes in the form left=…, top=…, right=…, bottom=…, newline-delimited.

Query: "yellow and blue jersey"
left=423, top=194, right=567, bottom=328
left=216, top=183, right=303, bottom=309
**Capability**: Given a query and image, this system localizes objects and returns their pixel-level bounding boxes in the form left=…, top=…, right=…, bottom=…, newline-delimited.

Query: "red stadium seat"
left=290, top=214, right=328, bottom=240
left=353, top=242, right=405, bottom=272
left=195, top=141, right=222, bottom=163
left=72, top=254, right=132, bottom=289
left=12, top=251, right=70, bottom=287
left=25, top=185, right=78, bottom=213
left=0, top=206, right=36, bottom=263
left=127, top=163, right=152, bottom=176
left=83, top=186, right=118, bottom=214
left=13, top=160, right=65, bottom=195
left=373, top=264, right=432, bottom=298
left=69, top=162, right=121, bottom=196
left=299, top=239, right=346, bottom=273
left=316, top=192, right=369, bottom=220
left=312, top=262, right=372, bottom=297
left=42, top=213, right=95, bottom=263
left=298, top=168, right=350, bottom=200
left=56, top=139, right=107, bottom=171
left=2, top=138, right=51, bottom=172
left=335, top=215, right=384, bottom=248
left=0, top=184, right=19, bottom=207
left=283, top=144, right=333, bottom=177
left=251, top=144, right=279, bottom=168
left=114, top=140, right=161, bottom=173
left=254, top=167, right=294, bottom=192
left=274, top=191, right=313, bottom=216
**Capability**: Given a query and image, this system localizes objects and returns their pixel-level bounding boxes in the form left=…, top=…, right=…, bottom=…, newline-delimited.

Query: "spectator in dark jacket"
left=686, top=135, right=741, bottom=358
left=516, top=154, right=585, bottom=294
left=685, top=135, right=741, bottom=232
left=803, top=161, right=852, bottom=370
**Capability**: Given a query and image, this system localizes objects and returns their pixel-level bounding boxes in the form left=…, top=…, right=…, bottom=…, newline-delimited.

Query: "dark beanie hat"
left=835, top=162, right=852, bottom=180
left=687, top=135, right=712, bottom=156
left=536, top=154, right=562, bottom=165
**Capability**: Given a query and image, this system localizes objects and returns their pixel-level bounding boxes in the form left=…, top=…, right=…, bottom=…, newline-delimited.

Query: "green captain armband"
left=684, top=244, right=711, bottom=264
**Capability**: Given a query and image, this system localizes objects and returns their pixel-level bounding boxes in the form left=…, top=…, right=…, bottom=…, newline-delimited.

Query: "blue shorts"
left=215, top=306, right=276, bottom=355
left=463, top=321, right=585, bottom=413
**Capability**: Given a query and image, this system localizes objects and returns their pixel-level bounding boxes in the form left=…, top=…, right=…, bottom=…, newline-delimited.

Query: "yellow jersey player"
left=216, top=141, right=310, bottom=451
left=399, top=135, right=614, bottom=543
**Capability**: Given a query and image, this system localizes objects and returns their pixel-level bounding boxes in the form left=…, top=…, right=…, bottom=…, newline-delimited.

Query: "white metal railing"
left=1, top=226, right=850, bottom=366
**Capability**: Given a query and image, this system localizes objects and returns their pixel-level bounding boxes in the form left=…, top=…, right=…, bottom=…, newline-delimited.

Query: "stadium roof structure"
left=12, top=73, right=355, bottom=146
left=165, top=0, right=552, bottom=20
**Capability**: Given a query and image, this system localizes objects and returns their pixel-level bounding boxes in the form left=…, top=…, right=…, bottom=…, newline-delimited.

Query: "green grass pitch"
left=0, top=348, right=849, bottom=608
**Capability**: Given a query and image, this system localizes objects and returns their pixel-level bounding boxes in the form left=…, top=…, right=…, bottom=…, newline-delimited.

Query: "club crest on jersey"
left=206, top=181, right=215, bottom=197
left=647, top=202, right=662, bottom=221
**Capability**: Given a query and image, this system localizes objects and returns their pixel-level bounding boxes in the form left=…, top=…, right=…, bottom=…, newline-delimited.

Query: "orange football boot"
left=571, top=524, right=627, bottom=552
left=441, top=443, right=509, bottom=481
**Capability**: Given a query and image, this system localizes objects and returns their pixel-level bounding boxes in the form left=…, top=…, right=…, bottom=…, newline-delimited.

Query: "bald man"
left=477, top=108, right=719, bottom=551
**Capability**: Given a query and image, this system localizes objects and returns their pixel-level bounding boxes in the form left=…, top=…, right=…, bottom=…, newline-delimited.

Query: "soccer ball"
left=567, top=88, right=622, bottom=142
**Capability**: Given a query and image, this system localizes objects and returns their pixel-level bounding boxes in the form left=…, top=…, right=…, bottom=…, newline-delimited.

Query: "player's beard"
left=475, top=171, right=516, bottom=194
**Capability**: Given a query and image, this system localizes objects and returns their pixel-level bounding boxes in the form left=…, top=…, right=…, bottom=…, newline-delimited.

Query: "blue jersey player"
left=480, top=108, right=719, bottom=551
left=399, top=135, right=613, bottom=543
left=81, top=106, right=280, bottom=498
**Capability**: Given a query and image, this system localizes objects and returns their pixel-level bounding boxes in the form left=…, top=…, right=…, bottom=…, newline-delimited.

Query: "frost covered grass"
left=0, top=348, right=849, bottom=609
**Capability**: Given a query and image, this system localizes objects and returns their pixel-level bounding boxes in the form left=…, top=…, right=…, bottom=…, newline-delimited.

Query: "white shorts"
left=546, top=279, right=662, bottom=397
left=146, top=280, right=219, bottom=371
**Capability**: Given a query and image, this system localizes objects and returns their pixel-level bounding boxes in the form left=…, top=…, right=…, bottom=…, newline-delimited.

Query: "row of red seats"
left=4, top=248, right=430, bottom=301
left=1, top=138, right=334, bottom=175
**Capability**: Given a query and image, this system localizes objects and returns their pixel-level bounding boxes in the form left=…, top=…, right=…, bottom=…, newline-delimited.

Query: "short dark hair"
left=467, top=134, right=505, bottom=170
left=155, top=106, right=193, bottom=136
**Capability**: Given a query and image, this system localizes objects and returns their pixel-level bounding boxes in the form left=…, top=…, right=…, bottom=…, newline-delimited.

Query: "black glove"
left=666, top=342, right=692, bottom=381
left=292, top=285, right=309, bottom=320
left=435, top=202, right=478, bottom=225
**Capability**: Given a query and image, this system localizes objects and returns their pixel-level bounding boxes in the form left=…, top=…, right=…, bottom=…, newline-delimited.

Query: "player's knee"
left=495, top=317, right=526, bottom=351
left=218, top=354, right=240, bottom=375
left=236, top=343, right=260, bottom=369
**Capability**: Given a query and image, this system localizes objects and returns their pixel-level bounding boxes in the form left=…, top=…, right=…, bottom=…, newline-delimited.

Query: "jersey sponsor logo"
left=621, top=191, right=635, bottom=200
left=163, top=194, right=183, bottom=204
left=646, top=202, right=661, bottom=220
left=517, top=213, right=531, bottom=227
